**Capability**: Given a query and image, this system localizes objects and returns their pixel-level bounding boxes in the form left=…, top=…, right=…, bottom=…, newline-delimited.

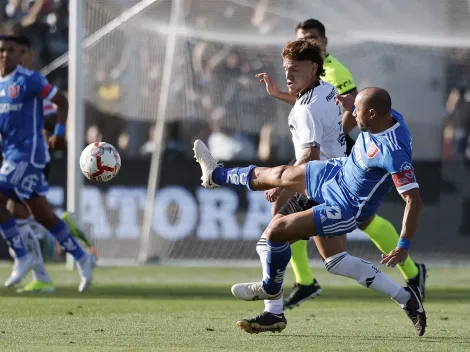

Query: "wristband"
left=54, top=124, right=66, bottom=136
left=350, top=105, right=355, bottom=113
left=397, top=238, right=411, bottom=250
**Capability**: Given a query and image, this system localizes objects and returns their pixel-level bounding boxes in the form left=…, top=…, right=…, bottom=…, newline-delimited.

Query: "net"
left=42, top=0, right=470, bottom=264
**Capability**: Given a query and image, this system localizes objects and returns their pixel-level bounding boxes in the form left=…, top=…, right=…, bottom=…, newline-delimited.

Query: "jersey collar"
left=0, top=65, right=18, bottom=82
left=296, top=80, right=321, bottom=100
left=369, top=121, right=400, bottom=136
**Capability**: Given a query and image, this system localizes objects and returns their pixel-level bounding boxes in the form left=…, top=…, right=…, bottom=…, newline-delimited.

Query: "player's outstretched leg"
left=25, top=196, right=94, bottom=292
left=193, top=139, right=306, bottom=194
left=313, top=234, right=426, bottom=336
left=360, top=215, right=427, bottom=300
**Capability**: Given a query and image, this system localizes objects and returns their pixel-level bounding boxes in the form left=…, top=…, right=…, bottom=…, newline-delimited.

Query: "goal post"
left=65, top=0, right=85, bottom=269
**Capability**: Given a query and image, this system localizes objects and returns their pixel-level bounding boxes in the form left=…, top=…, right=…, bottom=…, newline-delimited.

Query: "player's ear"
left=324, top=36, right=328, bottom=49
left=312, top=62, right=318, bottom=76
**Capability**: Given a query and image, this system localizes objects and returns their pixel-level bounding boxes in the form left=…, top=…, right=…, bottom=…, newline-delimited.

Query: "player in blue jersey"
left=193, top=87, right=426, bottom=336
left=1, top=35, right=98, bottom=293
left=0, top=35, right=94, bottom=292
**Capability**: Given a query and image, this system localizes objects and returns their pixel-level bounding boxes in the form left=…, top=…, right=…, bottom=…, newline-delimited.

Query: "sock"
left=211, top=166, right=256, bottom=190
left=325, top=251, right=411, bottom=306
left=262, top=240, right=291, bottom=295
left=363, top=215, right=419, bottom=280
left=257, top=236, right=283, bottom=314
left=18, top=223, right=52, bottom=283
left=290, top=240, right=314, bottom=285
left=48, top=220, right=85, bottom=261
left=0, top=218, right=27, bottom=258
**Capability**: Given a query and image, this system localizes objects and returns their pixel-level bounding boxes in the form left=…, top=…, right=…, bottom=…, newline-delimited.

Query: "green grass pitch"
left=0, top=264, right=469, bottom=351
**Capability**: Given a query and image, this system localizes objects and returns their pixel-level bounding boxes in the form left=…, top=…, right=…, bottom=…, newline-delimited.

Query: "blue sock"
left=211, top=165, right=256, bottom=190
left=0, top=218, right=27, bottom=258
left=49, top=220, right=85, bottom=261
left=263, top=240, right=291, bottom=294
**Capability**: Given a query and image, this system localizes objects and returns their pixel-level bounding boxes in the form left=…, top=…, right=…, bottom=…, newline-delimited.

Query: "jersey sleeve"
left=296, top=106, right=323, bottom=149
left=28, top=72, right=58, bottom=100
left=334, top=66, right=356, bottom=94
left=382, top=149, right=419, bottom=194
left=324, top=57, right=357, bottom=94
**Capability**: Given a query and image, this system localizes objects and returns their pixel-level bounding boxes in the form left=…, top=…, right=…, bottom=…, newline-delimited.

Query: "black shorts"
left=278, top=193, right=318, bottom=215
left=277, top=193, right=318, bottom=240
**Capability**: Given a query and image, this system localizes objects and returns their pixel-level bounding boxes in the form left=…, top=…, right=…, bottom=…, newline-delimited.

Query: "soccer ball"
left=80, top=142, right=121, bottom=182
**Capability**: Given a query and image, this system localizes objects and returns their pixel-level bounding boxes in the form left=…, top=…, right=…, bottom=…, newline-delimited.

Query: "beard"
left=358, top=122, right=369, bottom=132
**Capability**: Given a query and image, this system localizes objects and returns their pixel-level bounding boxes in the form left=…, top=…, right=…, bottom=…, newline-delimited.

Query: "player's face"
left=0, top=40, right=20, bottom=73
left=353, top=94, right=371, bottom=132
left=296, top=29, right=327, bottom=53
left=18, top=45, right=33, bottom=68
left=283, top=59, right=318, bottom=94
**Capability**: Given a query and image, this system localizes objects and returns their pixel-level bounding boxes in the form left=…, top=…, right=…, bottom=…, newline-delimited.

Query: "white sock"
left=18, top=222, right=52, bottom=283
left=257, top=235, right=283, bottom=315
left=325, top=251, right=411, bottom=306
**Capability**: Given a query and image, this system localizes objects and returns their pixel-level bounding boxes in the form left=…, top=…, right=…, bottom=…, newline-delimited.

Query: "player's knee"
left=263, top=221, right=284, bottom=242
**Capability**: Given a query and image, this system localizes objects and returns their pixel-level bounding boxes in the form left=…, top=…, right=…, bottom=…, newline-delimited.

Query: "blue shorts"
left=306, top=160, right=358, bottom=238
left=0, top=160, right=49, bottom=200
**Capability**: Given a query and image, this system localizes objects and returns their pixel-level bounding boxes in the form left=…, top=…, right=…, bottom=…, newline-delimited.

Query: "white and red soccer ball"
left=80, top=142, right=121, bottom=182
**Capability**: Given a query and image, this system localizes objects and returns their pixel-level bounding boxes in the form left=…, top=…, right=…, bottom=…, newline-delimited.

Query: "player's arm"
left=294, top=106, right=322, bottom=165
left=49, top=91, right=68, bottom=126
left=398, top=188, right=422, bottom=242
left=381, top=150, right=421, bottom=267
left=256, top=73, right=296, bottom=105
left=29, top=72, right=69, bottom=150
left=333, top=65, right=357, bottom=134
left=341, top=88, right=358, bottom=134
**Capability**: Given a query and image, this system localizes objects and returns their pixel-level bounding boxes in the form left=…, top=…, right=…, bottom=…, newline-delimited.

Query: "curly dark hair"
left=282, top=39, right=325, bottom=78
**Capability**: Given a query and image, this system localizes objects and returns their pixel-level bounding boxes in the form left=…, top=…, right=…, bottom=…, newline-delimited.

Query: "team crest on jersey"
left=366, top=142, right=379, bottom=158
left=8, top=85, right=20, bottom=99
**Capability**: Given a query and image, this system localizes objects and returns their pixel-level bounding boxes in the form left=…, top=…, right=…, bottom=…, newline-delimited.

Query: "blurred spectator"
left=86, top=125, right=103, bottom=145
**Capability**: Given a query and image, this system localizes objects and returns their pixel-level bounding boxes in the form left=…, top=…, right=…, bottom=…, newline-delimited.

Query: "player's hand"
left=265, top=187, right=283, bottom=203
left=48, top=135, right=67, bottom=150
left=256, top=73, right=281, bottom=98
left=380, top=247, right=408, bottom=268
left=335, top=93, right=355, bottom=112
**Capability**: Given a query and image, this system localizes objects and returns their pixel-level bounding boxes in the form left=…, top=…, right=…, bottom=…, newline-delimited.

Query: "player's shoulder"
left=377, top=110, right=412, bottom=154
left=297, top=81, right=336, bottom=106
left=16, top=65, right=36, bottom=77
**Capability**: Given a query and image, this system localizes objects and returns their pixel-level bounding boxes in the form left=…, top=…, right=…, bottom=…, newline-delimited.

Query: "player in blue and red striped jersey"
left=193, top=87, right=426, bottom=336
left=0, top=35, right=94, bottom=292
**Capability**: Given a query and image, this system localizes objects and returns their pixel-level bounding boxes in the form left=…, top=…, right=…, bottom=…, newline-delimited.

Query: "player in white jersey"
left=288, top=81, right=346, bottom=161
left=193, top=87, right=426, bottom=336
left=224, top=40, right=346, bottom=333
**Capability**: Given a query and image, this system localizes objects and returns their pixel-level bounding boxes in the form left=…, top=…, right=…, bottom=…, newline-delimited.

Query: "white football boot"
left=193, top=139, right=221, bottom=189
left=76, top=252, right=94, bottom=293
left=5, top=253, right=34, bottom=287
left=231, top=281, right=283, bottom=301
